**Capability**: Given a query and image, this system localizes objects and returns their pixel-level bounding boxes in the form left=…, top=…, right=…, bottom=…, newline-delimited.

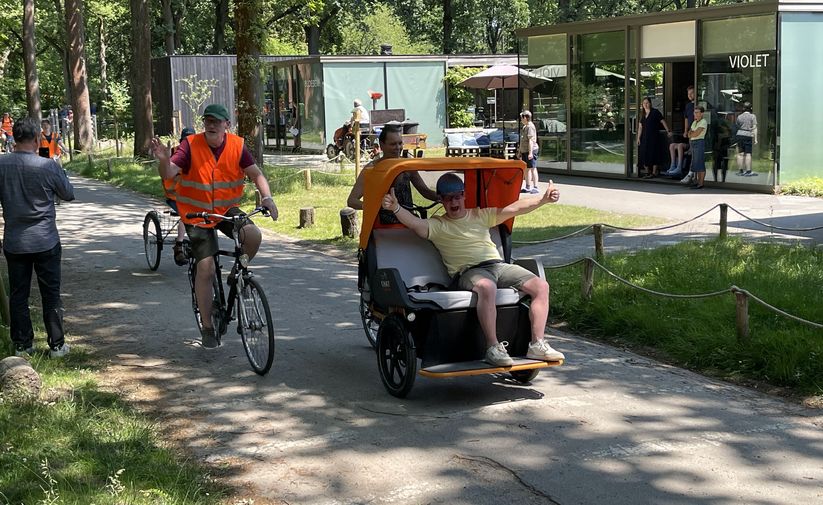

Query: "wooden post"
left=87, top=152, right=94, bottom=171
left=581, top=257, right=595, bottom=300
left=719, top=203, right=728, bottom=239
left=106, top=158, right=113, bottom=178
left=304, top=168, right=312, bottom=190
left=735, top=290, right=750, bottom=343
left=340, top=207, right=359, bottom=238
left=593, top=224, right=604, bottom=259
left=299, top=207, right=315, bottom=228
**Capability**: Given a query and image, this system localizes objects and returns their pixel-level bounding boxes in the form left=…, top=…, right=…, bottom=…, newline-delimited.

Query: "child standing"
left=687, top=106, right=708, bottom=189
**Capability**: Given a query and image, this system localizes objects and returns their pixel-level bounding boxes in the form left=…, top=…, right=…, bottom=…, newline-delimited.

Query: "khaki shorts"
left=457, top=262, right=536, bottom=291
left=185, top=207, right=254, bottom=261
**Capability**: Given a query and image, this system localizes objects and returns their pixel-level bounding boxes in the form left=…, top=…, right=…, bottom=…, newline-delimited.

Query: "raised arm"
left=150, top=136, right=181, bottom=180
left=382, top=188, right=429, bottom=239
left=496, top=180, right=559, bottom=224
left=409, top=171, right=439, bottom=202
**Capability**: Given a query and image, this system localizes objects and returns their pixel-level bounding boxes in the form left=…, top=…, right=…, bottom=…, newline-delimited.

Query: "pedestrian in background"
left=519, top=110, right=540, bottom=194
left=735, top=102, right=758, bottom=176
left=0, top=117, right=75, bottom=358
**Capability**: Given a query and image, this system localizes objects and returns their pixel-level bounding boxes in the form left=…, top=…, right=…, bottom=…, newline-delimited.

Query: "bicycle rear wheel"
left=237, top=276, right=275, bottom=375
left=143, top=211, right=162, bottom=270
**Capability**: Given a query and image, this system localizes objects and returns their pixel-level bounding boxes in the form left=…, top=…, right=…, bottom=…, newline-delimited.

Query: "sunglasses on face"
left=441, top=191, right=464, bottom=202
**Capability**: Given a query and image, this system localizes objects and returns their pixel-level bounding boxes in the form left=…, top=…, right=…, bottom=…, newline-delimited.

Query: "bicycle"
left=186, top=207, right=275, bottom=375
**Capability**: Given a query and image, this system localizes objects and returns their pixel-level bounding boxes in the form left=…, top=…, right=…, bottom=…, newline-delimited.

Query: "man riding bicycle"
left=150, top=104, right=279, bottom=348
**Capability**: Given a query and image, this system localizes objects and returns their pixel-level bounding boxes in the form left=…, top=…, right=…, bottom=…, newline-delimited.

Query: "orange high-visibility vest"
left=39, top=132, right=62, bottom=157
left=1, top=116, right=12, bottom=135
left=175, top=133, right=246, bottom=228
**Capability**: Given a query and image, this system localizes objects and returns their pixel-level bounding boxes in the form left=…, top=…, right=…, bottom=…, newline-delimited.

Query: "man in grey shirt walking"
left=0, top=117, right=74, bottom=357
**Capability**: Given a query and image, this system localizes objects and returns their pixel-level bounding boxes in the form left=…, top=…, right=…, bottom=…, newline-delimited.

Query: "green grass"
left=66, top=154, right=661, bottom=251
left=0, top=330, right=226, bottom=504
left=780, top=177, right=823, bottom=198
left=549, top=237, right=823, bottom=395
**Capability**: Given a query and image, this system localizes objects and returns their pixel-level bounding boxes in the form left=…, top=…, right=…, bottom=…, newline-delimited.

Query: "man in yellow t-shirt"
left=382, top=172, right=565, bottom=367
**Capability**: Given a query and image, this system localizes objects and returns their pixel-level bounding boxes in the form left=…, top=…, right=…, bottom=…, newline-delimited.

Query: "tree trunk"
left=98, top=17, right=108, bottom=99
left=65, top=0, right=93, bottom=151
left=213, top=0, right=228, bottom=54
left=235, top=0, right=263, bottom=164
left=130, top=0, right=153, bottom=157
left=0, top=48, right=10, bottom=83
left=305, top=24, right=321, bottom=55
left=172, top=0, right=184, bottom=50
left=443, top=0, right=453, bottom=54
left=162, top=0, right=175, bottom=55
left=23, top=0, right=42, bottom=120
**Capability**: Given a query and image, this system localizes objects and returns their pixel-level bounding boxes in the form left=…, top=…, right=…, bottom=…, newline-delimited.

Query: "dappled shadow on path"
left=54, top=177, right=823, bottom=505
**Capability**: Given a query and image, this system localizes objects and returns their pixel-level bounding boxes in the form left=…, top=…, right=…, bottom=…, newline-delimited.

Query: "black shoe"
left=689, top=184, right=704, bottom=190
left=200, top=327, right=219, bottom=349
left=173, top=241, right=188, bottom=266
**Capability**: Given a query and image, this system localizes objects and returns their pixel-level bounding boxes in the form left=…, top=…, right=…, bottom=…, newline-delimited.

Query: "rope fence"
left=539, top=214, right=823, bottom=341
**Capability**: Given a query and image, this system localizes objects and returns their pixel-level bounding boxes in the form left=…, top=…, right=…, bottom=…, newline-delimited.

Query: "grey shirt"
left=0, top=151, right=75, bottom=254
left=736, top=111, right=757, bottom=138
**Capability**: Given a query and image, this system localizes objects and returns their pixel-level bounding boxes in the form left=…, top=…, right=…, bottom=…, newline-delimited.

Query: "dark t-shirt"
left=685, top=102, right=695, bottom=129
left=170, top=135, right=256, bottom=174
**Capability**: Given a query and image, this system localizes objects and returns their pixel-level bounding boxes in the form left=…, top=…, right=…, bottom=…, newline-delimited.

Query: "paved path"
left=54, top=175, right=822, bottom=504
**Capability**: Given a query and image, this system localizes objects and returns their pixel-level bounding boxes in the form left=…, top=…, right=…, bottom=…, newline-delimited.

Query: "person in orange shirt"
left=164, top=127, right=195, bottom=265
left=38, top=119, right=67, bottom=163
left=1, top=112, right=14, bottom=152
left=150, top=105, right=278, bottom=349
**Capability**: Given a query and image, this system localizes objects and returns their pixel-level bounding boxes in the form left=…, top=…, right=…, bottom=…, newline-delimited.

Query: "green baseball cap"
left=202, top=104, right=230, bottom=121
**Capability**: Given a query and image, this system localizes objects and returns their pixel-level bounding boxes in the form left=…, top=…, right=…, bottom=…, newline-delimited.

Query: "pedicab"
left=358, top=157, right=563, bottom=398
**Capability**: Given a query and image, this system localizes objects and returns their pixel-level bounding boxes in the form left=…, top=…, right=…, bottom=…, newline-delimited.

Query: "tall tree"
left=23, top=0, right=42, bottom=119
left=130, top=0, right=153, bottom=156
left=443, top=0, right=453, bottom=54
left=161, top=0, right=176, bottom=55
left=236, top=0, right=263, bottom=163
left=65, top=0, right=94, bottom=150
left=213, top=0, right=229, bottom=53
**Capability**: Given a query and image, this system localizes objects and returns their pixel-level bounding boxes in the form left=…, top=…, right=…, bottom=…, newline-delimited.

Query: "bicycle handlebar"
left=186, top=206, right=269, bottom=223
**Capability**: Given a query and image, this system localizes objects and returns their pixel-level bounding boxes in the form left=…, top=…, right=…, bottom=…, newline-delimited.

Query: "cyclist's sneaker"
left=173, top=240, right=188, bottom=266
left=485, top=341, right=514, bottom=367
left=49, top=343, right=70, bottom=358
left=200, top=327, right=219, bottom=349
left=526, top=339, right=565, bottom=361
left=15, top=345, right=34, bottom=357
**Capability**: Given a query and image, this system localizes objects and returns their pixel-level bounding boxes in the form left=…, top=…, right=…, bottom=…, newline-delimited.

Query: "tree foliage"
left=445, top=66, right=485, bottom=127
left=0, top=0, right=751, bottom=137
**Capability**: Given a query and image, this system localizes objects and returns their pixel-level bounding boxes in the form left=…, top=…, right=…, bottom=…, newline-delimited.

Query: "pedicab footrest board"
left=419, top=358, right=562, bottom=378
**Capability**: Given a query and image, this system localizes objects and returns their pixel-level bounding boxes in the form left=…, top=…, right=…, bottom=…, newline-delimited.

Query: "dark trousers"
left=4, top=243, right=65, bottom=350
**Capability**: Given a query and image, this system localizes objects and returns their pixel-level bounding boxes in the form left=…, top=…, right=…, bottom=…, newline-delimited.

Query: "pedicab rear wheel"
left=509, top=369, right=540, bottom=383
left=377, top=314, right=417, bottom=398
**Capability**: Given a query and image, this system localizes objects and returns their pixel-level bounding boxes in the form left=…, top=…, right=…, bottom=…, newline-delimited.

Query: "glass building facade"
left=518, top=0, right=820, bottom=191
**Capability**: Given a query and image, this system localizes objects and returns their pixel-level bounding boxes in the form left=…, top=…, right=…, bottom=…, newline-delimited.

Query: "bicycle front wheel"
left=143, top=211, right=162, bottom=270
left=237, top=276, right=275, bottom=375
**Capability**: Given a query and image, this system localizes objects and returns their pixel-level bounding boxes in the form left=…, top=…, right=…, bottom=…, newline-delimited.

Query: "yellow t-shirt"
left=427, top=208, right=501, bottom=276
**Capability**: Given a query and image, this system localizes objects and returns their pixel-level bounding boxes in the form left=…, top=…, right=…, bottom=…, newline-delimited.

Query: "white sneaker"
left=679, top=173, right=693, bottom=184
left=485, top=341, right=514, bottom=366
left=49, top=343, right=70, bottom=358
left=526, top=339, right=565, bottom=361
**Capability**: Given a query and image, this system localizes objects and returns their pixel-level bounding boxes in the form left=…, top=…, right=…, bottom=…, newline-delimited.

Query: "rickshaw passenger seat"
left=372, top=228, right=525, bottom=310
